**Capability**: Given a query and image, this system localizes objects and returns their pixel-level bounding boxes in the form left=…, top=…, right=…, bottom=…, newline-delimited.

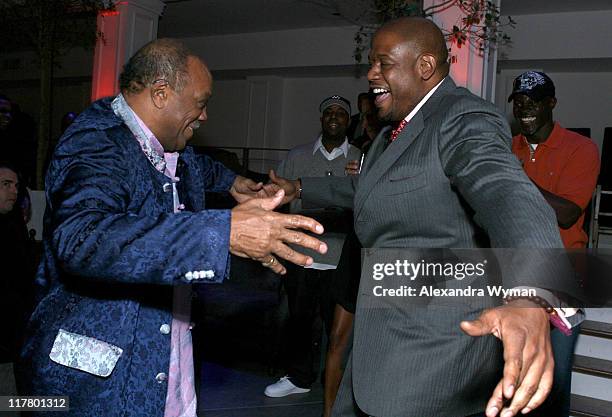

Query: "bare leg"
left=323, top=304, right=354, bottom=417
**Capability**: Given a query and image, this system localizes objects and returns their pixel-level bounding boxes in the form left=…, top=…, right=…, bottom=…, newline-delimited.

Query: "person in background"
left=0, top=95, right=37, bottom=188
left=264, top=95, right=361, bottom=398
left=509, top=70, right=600, bottom=416
left=0, top=162, right=35, bottom=411
left=346, top=92, right=371, bottom=143
left=349, top=93, right=383, bottom=153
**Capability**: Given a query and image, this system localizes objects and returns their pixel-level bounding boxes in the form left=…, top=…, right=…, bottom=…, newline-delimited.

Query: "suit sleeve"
left=276, top=156, right=289, bottom=179
left=437, top=100, right=562, bottom=249
left=435, top=101, right=583, bottom=296
left=301, top=175, right=358, bottom=210
left=48, top=130, right=231, bottom=286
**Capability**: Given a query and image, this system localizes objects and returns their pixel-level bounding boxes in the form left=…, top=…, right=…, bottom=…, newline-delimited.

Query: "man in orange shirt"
left=510, top=71, right=600, bottom=248
left=509, top=70, right=600, bottom=416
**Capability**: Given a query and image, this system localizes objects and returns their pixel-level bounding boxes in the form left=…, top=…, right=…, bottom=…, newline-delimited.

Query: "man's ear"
left=418, top=54, right=437, bottom=81
left=548, top=97, right=557, bottom=110
left=150, top=80, right=169, bottom=109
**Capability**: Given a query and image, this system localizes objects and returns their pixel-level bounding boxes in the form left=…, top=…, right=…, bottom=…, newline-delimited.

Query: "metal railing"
left=193, top=145, right=290, bottom=176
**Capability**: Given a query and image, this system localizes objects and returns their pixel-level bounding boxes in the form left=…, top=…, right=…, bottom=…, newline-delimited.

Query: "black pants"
left=283, top=263, right=337, bottom=388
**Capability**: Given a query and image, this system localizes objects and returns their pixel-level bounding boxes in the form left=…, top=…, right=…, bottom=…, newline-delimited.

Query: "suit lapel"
left=360, top=126, right=391, bottom=174
left=353, top=77, right=457, bottom=218
left=354, top=113, right=424, bottom=217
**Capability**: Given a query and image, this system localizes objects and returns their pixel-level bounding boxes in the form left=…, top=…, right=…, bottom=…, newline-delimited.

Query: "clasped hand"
left=229, top=185, right=327, bottom=274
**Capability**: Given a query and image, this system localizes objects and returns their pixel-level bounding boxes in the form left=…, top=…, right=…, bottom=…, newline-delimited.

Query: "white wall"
left=192, top=75, right=369, bottom=172
left=184, top=25, right=369, bottom=172
left=279, top=76, right=368, bottom=148
left=500, top=10, right=612, bottom=61
left=182, top=26, right=359, bottom=71
left=193, top=79, right=249, bottom=147
left=196, top=76, right=369, bottom=149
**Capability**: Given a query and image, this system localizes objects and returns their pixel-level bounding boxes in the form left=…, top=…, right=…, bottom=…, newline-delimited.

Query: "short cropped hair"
left=119, top=38, right=193, bottom=94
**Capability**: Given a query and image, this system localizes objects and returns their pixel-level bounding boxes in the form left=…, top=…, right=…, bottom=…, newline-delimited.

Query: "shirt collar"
left=111, top=94, right=179, bottom=177
left=130, top=105, right=166, bottom=158
left=401, top=77, right=446, bottom=125
left=313, top=135, right=349, bottom=160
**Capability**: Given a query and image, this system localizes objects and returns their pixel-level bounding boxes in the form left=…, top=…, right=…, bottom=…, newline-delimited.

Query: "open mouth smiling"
left=371, top=87, right=390, bottom=105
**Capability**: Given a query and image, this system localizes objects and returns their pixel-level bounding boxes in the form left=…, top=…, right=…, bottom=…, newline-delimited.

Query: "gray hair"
left=119, top=38, right=194, bottom=94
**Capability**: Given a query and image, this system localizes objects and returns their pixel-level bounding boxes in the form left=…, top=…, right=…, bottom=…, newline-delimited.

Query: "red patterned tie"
left=389, top=119, right=408, bottom=143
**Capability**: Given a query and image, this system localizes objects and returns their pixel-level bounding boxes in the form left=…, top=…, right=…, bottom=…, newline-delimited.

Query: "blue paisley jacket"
left=18, top=98, right=236, bottom=416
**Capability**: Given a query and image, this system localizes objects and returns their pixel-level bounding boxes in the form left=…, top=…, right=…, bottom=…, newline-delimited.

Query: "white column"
left=91, top=0, right=165, bottom=101
left=424, top=0, right=500, bottom=102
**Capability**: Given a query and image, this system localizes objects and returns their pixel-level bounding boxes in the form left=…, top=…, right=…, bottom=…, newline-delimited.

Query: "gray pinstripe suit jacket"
left=301, top=77, right=564, bottom=417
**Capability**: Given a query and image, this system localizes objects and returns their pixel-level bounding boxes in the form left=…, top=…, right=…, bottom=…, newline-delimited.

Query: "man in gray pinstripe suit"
left=266, top=17, right=572, bottom=417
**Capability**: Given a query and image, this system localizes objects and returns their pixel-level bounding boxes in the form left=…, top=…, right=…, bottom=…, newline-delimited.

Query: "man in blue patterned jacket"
left=17, top=39, right=327, bottom=417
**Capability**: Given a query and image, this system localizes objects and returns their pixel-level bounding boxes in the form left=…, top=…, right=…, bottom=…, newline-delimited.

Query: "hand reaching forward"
left=230, top=175, right=266, bottom=203
left=260, top=170, right=301, bottom=205
left=230, top=189, right=327, bottom=274
left=461, top=301, right=553, bottom=417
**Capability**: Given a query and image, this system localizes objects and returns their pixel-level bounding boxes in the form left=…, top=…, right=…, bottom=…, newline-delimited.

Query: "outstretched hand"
left=230, top=175, right=266, bottom=203
left=230, top=189, right=327, bottom=274
left=461, top=301, right=553, bottom=417
left=260, top=170, right=301, bottom=205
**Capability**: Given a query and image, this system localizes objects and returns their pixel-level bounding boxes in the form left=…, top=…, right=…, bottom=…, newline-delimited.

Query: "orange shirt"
left=512, top=123, right=600, bottom=248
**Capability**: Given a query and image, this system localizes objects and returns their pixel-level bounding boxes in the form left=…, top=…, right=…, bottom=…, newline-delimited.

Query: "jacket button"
left=159, top=324, right=171, bottom=335
left=163, top=183, right=172, bottom=192
left=155, top=372, right=167, bottom=383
